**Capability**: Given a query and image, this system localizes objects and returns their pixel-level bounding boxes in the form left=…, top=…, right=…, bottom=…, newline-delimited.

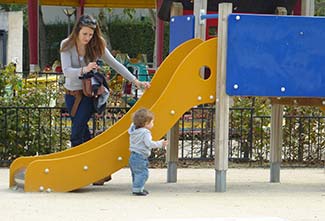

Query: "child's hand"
left=162, top=140, right=168, bottom=148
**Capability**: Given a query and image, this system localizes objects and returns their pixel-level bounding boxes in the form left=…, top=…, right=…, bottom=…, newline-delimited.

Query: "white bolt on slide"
left=118, top=156, right=123, bottom=161
left=209, top=95, right=214, bottom=100
left=236, top=15, right=241, bottom=21
left=44, top=168, right=49, bottom=174
left=83, top=165, right=88, bottom=171
left=39, top=186, right=44, bottom=192
left=170, top=110, right=175, bottom=115
left=197, top=96, right=202, bottom=101
left=46, top=188, right=52, bottom=193
left=233, top=84, right=239, bottom=89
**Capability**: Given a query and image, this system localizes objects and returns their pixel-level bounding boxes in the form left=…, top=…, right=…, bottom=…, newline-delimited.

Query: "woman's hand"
left=133, top=79, right=151, bottom=89
left=84, top=62, right=98, bottom=73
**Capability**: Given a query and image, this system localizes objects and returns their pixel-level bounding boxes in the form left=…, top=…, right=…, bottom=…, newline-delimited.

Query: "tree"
left=315, top=0, right=325, bottom=15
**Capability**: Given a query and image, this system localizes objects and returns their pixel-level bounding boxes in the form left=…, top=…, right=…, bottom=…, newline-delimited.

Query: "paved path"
left=0, top=168, right=324, bottom=221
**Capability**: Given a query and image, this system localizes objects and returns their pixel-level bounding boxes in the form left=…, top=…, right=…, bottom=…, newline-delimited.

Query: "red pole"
left=76, top=0, right=85, bottom=19
left=156, top=0, right=164, bottom=67
left=28, top=0, right=39, bottom=71
left=293, top=0, right=302, bottom=15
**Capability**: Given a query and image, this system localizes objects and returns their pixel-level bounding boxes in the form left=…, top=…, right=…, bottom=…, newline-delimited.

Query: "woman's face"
left=78, top=26, right=94, bottom=45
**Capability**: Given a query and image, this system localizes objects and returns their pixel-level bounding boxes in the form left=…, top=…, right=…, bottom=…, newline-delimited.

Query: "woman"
left=60, top=14, right=150, bottom=185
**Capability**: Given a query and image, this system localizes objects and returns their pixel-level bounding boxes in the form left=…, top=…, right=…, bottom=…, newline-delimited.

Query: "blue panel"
left=169, top=15, right=195, bottom=52
left=226, top=14, right=325, bottom=97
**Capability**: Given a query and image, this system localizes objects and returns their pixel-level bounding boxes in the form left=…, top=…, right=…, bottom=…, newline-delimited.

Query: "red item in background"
left=124, top=82, right=132, bottom=94
left=55, top=66, right=62, bottom=73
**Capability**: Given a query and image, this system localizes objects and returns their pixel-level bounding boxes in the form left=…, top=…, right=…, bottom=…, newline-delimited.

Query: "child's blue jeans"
left=129, top=151, right=149, bottom=193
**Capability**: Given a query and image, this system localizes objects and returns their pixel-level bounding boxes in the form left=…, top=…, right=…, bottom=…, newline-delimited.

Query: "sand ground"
left=0, top=167, right=324, bottom=221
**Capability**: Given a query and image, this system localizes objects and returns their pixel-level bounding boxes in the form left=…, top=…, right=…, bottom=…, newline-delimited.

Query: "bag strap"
left=70, top=90, right=83, bottom=117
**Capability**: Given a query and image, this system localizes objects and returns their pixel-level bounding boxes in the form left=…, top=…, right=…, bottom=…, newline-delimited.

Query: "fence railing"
left=1, top=105, right=324, bottom=166
left=1, top=72, right=324, bottom=165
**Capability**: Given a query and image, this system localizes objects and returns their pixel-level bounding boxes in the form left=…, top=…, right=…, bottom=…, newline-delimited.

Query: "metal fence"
left=1, top=71, right=324, bottom=165
left=1, top=105, right=324, bottom=165
left=179, top=106, right=325, bottom=164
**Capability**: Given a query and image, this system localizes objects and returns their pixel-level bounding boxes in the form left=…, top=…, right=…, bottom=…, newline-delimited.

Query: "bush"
left=0, top=64, right=70, bottom=162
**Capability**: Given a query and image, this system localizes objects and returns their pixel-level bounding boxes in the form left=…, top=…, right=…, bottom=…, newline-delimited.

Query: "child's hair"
left=132, top=108, right=154, bottom=129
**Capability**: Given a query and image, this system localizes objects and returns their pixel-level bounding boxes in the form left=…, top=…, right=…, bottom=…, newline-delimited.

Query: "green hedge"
left=109, top=20, right=170, bottom=62
left=44, top=22, right=69, bottom=66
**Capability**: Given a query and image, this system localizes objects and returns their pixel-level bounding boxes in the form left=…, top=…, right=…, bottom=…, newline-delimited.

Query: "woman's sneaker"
left=133, top=189, right=149, bottom=196
left=93, top=175, right=112, bottom=185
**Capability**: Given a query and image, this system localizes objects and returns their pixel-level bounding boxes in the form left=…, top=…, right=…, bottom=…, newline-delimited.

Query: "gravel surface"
left=0, top=168, right=324, bottom=221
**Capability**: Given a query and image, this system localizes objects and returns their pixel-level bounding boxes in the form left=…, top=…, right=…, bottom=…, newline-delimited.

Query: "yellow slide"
left=9, top=38, right=217, bottom=192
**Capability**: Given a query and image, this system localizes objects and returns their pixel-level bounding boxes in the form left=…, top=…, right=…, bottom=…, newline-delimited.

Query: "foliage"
left=221, top=97, right=325, bottom=164
left=106, top=8, right=137, bottom=20
left=44, top=21, right=69, bottom=66
left=315, top=0, right=325, bottom=16
left=108, top=20, right=169, bottom=63
left=282, top=105, right=325, bottom=162
left=0, top=4, right=25, bottom=12
left=0, top=63, right=20, bottom=98
left=0, top=64, right=70, bottom=162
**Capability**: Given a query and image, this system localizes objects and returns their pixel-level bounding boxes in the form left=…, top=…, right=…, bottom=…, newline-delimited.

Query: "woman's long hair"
left=60, top=14, right=106, bottom=62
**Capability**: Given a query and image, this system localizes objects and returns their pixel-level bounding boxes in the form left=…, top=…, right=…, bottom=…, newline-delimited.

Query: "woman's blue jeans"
left=65, top=94, right=94, bottom=147
left=129, top=151, right=149, bottom=193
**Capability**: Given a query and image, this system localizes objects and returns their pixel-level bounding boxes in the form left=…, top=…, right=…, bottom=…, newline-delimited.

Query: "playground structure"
left=9, top=37, right=217, bottom=192
left=9, top=2, right=325, bottom=192
left=167, top=1, right=325, bottom=192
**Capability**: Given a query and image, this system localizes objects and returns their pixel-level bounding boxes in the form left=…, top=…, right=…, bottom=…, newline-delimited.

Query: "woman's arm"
left=60, top=40, right=83, bottom=78
left=102, top=48, right=151, bottom=89
left=102, top=48, right=136, bottom=82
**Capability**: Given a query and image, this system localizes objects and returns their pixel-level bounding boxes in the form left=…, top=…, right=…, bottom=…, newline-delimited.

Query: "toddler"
left=128, top=108, right=168, bottom=196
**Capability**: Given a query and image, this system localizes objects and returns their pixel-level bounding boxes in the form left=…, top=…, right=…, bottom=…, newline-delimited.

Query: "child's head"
left=132, top=108, right=154, bottom=129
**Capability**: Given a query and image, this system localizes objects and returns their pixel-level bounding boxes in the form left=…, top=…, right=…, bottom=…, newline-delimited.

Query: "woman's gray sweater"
left=60, top=38, right=136, bottom=91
